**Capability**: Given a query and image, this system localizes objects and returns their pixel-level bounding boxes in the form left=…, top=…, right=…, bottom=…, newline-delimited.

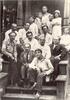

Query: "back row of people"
left=4, top=6, right=62, bottom=44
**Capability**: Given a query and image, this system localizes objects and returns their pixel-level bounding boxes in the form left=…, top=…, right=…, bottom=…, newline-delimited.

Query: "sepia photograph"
left=0, top=0, right=70, bottom=100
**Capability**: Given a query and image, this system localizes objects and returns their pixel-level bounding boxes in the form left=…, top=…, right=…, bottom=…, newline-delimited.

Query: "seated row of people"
left=2, top=26, right=68, bottom=82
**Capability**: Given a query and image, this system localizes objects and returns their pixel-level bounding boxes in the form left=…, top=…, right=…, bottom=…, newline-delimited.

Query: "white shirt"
left=42, top=13, right=50, bottom=27
left=45, top=33, right=52, bottom=46
left=29, top=57, right=54, bottom=74
left=24, top=38, right=39, bottom=51
left=29, top=23, right=38, bottom=37
left=60, top=34, right=70, bottom=51
left=18, top=28, right=28, bottom=41
left=52, top=17, right=62, bottom=39
left=38, top=43, right=51, bottom=60
left=4, top=29, right=20, bottom=44
left=35, top=18, right=42, bottom=30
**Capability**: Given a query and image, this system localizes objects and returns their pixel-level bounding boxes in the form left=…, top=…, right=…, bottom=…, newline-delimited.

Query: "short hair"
left=11, top=23, right=17, bottom=27
left=26, top=31, right=33, bottom=37
left=42, top=6, right=48, bottom=9
left=41, top=24, right=48, bottom=30
left=35, top=49, right=42, bottom=53
left=9, top=32, right=17, bottom=36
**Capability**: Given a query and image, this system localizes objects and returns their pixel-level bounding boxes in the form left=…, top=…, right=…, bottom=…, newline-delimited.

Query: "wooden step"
left=5, top=86, right=56, bottom=95
left=2, top=93, right=56, bottom=100
left=0, top=72, right=8, bottom=89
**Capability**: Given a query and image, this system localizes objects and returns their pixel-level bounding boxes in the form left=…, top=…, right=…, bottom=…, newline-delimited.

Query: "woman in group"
left=52, top=10, right=62, bottom=39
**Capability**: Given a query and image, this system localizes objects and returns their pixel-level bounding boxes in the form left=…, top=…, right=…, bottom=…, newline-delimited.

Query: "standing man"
left=18, top=23, right=30, bottom=42
left=35, top=12, right=43, bottom=35
left=2, top=32, right=18, bottom=86
left=29, top=16, right=38, bottom=38
left=42, top=6, right=51, bottom=28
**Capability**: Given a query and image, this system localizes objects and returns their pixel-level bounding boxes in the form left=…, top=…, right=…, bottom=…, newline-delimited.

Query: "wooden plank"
left=56, top=75, right=67, bottom=100
left=59, top=61, right=68, bottom=75
left=56, top=75, right=67, bottom=82
left=6, top=86, right=56, bottom=95
left=59, top=60, right=68, bottom=65
left=2, top=93, right=56, bottom=100
left=0, top=73, right=8, bottom=80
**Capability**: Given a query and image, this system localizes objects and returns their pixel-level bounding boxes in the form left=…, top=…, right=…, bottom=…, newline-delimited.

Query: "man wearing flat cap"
left=2, top=32, right=18, bottom=86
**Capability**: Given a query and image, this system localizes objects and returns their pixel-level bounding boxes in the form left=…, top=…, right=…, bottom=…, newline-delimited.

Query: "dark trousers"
left=50, top=57, right=60, bottom=80
left=8, top=60, right=18, bottom=85
left=27, top=68, right=38, bottom=85
left=36, top=71, right=49, bottom=93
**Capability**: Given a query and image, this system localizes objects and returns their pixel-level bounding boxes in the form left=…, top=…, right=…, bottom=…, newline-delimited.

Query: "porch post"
left=0, top=1, right=2, bottom=47
left=64, top=0, right=70, bottom=25
left=25, top=0, right=31, bottom=22
left=17, top=0, right=23, bottom=26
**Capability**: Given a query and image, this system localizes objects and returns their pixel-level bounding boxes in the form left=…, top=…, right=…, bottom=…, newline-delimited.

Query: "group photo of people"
left=0, top=5, right=70, bottom=99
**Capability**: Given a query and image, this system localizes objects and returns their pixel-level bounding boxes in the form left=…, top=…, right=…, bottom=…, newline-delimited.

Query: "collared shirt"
left=2, top=39, right=17, bottom=59
left=45, top=33, right=52, bottom=46
left=42, top=13, right=50, bottom=27
left=24, top=38, right=39, bottom=51
left=35, top=17, right=42, bottom=30
left=29, top=23, right=38, bottom=37
left=29, top=57, right=53, bottom=73
left=38, top=43, right=51, bottom=60
left=60, top=34, right=70, bottom=51
left=52, top=17, right=62, bottom=39
left=4, top=29, right=20, bottom=44
left=18, top=28, right=29, bottom=41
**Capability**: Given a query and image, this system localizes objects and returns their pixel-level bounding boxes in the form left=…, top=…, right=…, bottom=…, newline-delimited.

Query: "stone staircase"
left=1, top=59, right=69, bottom=100
left=2, top=82, right=57, bottom=100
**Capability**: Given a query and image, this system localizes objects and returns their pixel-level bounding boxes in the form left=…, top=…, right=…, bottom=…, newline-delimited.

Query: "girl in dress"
left=52, top=10, right=62, bottom=39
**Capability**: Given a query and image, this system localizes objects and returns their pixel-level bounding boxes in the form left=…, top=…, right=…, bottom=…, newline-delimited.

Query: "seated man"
left=28, top=49, right=54, bottom=98
left=20, top=43, right=35, bottom=87
left=50, top=38, right=67, bottom=80
left=42, top=24, right=52, bottom=46
left=24, top=31, right=39, bottom=51
left=38, top=34, right=51, bottom=60
left=60, top=27, right=70, bottom=51
left=2, top=32, right=18, bottom=86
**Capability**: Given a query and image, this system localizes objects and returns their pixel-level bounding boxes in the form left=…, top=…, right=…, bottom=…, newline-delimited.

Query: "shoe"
left=35, top=92, right=40, bottom=99
left=14, top=83, right=18, bottom=87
